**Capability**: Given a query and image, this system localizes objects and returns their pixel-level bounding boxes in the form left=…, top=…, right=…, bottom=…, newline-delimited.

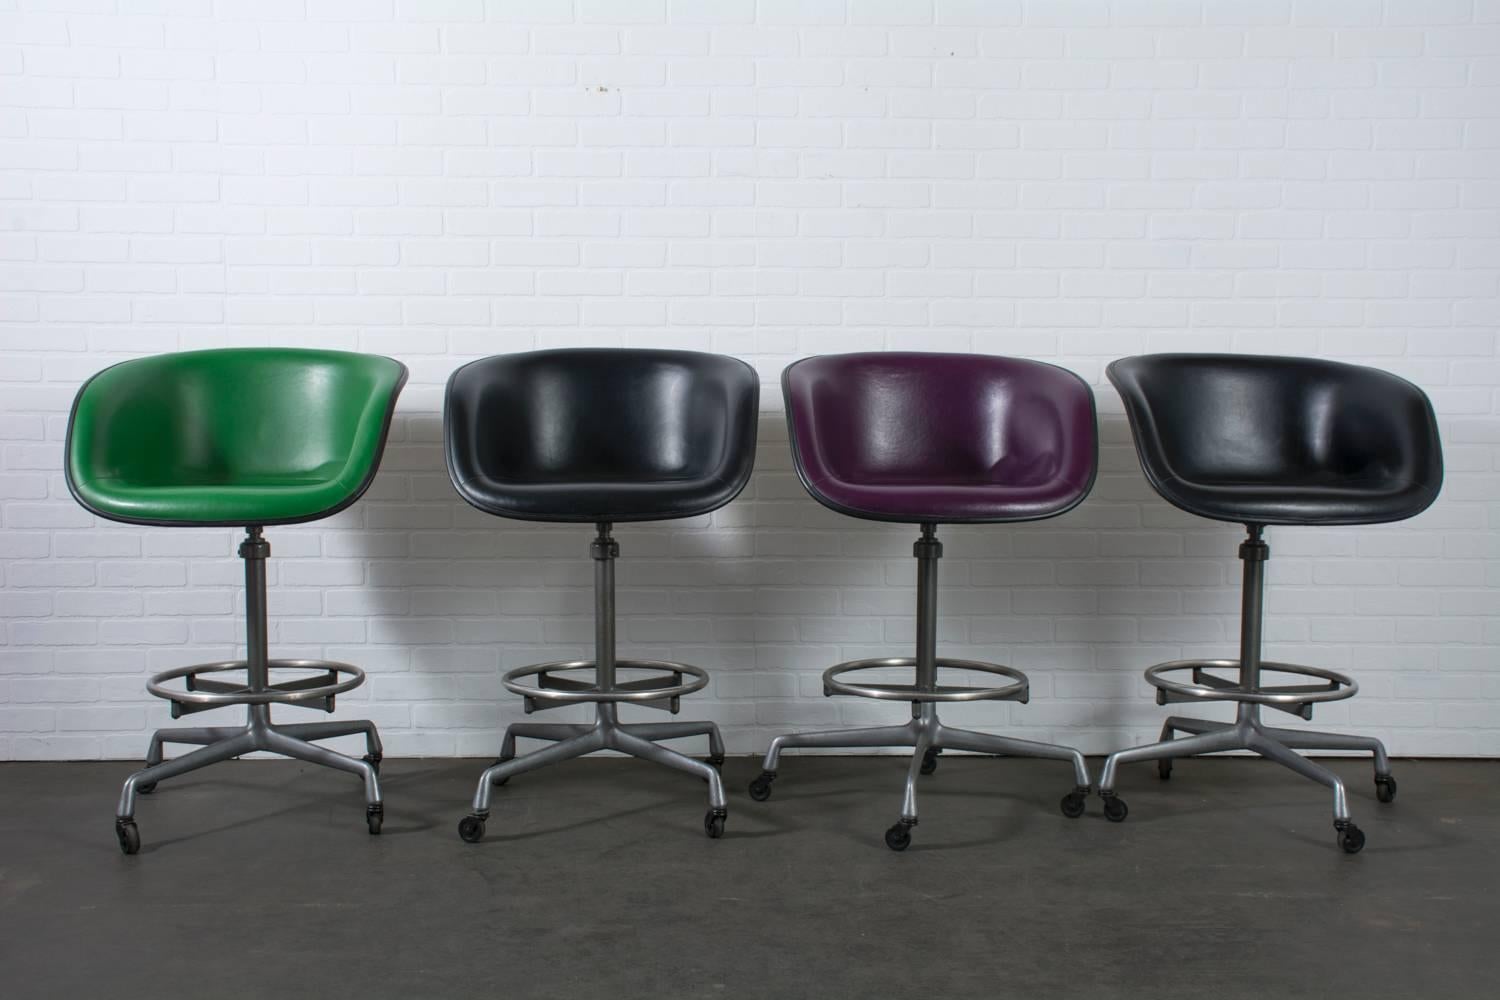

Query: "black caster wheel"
left=1060, top=789, right=1087, bottom=819
left=363, top=753, right=382, bottom=776
left=747, top=771, right=775, bottom=802
left=458, top=814, right=487, bottom=843
left=919, top=748, right=939, bottom=776
left=1336, top=820, right=1366, bottom=854
left=1157, top=758, right=1173, bottom=781
left=136, top=781, right=157, bottom=795
left=116, top=818, right=140, bottom=856
left=1375, top=775, right=1397, bottom=803
left=884, top=820, right=915, bottom=852
left=1102, top=794, right=1129, bottom=823
left=707, top=753, right=725, bottom=770
left=704, top=809, right=727, bottom=839
left=366, top=804, right=383, bottom=836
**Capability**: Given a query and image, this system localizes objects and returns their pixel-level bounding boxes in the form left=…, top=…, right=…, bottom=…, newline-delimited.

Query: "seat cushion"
left=66, top=348, right=407, bottom=527
left=783, top=352, right=1097, bottom=524
left=445, top=348, right=759, bottom=523
left=1107, top=353, right=1443, bottom=526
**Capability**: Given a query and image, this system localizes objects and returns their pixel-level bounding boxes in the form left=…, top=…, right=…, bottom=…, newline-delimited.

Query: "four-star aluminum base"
left=748, top=525, right=1093, bottom=851
left=114, top=528, right=383, bottom=856
left=1096, top=526, right=1394, bottom=854
left=457, top=524, right=729, bottom=843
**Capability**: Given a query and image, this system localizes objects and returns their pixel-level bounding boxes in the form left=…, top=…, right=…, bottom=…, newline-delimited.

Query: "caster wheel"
left=1375, top=775, right=1396, bottom=803
left=136, top=781, right=157, bottom=796
left=458, top=814, right=487, bottom=844
left=363, top=753, right=382, bottom=776
left=1060, top=790, right=1087, bottom=819
left=919, top=748, right=939, bottom=776
left=747, top=771, right=775, bottom=802
left=1337, top=820, right=1366, bottom=854
left=116, top=818, right=140, bottom=856
left=366, top=805, right=383, bottom=836
left=884, top=820, right=914, bottom=852
left=1157, top=758, right=1172, bottom=781
left=707, top=753, right=725, bottom=770
left=1102, top=795, right=1129, bottom=823
left=704, top=809, right=727, bottom=839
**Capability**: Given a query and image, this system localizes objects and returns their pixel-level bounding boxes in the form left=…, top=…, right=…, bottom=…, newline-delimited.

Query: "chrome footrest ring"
left=503, top=658, right=710, bottom=709
left=821, top=657, right=1029, bottom=703
left=1144, top=658, right=1357, bottom=708
left=147, top=659, right=366, bottom=714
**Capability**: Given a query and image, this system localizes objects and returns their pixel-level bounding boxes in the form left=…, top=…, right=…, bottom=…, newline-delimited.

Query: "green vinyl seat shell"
left=67, top=347, right=407, bottom=855
left=67, top=348, right=407, bottom=527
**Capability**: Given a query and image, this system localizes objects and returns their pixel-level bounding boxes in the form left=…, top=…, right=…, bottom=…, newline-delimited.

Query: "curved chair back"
left=445, top=348, right=759, bottom=522
left=67, top=348, right=407, bottom=526
left=1107, top=353, right=1443, bottom=525
left=782, top=352, right=1096, bottom=523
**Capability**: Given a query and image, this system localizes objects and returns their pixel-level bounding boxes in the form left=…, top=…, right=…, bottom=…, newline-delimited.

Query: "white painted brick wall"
left=2, top=0, right=1498, bottom=761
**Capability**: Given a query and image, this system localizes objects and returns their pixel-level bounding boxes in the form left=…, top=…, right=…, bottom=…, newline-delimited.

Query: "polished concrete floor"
left=0, top=755, right=1496, bottom=999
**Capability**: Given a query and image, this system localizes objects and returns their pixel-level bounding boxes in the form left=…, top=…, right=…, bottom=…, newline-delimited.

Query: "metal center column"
left=913, top=523, right=942, bottom=716
left=1237, top=524, right=1268, bottom=725
left=240, top=526, right=271, bottom=729
left=592, top=523, right=619, bottom=720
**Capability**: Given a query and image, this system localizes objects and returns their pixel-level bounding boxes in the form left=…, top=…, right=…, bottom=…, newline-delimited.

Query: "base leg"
left=1160, top=716, right=1226, bottom=741
left=1248, top=732, right=1352, bottom=822
left=277, top=719, right=383, bottom=758
left=261, top=730, right=381, bottom=806
left=613, top=730, right=727, bottom=811
left=118, top=732, right=258, bottom=818
left=937, top=727, right=1093, bottom=790
left=145, top=726, right=242, bottom=767
left=499, top=722, right=590, bottom=761
left=900, top=729, right=934, bottom=822
left=1099, top=726, right=1244, bottom=792
left=760, top=723, right=917, bottom=772
left=1258, top=726, right=1391, bottom=777
left=472, top=730, right=603, bottom=814
left=622, top=720, right=724, bottom=760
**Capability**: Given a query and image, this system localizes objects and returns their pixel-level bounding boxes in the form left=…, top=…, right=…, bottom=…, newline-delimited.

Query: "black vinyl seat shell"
left=445, top=348, right=760, bottom=523
left=1107, top=354, right=1443, bottom=526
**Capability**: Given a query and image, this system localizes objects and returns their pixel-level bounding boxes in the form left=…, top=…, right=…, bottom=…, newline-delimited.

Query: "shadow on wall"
left=333, top=403, right=1266, bottom=758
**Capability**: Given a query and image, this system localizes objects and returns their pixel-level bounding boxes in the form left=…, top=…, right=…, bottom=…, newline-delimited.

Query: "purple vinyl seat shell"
left=782, top=352, right=1098, bottom=524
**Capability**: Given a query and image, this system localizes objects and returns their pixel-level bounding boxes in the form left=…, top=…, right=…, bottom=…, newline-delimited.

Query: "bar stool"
left=1098, top=354, right=1444, bottom=853
left=65, top=348, right=407, bottom=854
left=445, top=348, right=759, bottom=841
left=750, top=352, right=1098, bottom=851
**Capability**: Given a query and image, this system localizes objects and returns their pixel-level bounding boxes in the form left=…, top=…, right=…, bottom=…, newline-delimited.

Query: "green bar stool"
left=66, top=348, right=407, bottom=855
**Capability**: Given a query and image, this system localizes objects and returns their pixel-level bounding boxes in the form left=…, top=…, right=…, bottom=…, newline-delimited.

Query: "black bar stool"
left=444, top=348, right=759, bottom=841
left=1098, top=354, right=1443, bottom=853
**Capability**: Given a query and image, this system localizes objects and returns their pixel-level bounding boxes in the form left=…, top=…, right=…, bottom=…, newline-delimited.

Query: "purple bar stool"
left=749, top=352, right=1098, bottom=851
